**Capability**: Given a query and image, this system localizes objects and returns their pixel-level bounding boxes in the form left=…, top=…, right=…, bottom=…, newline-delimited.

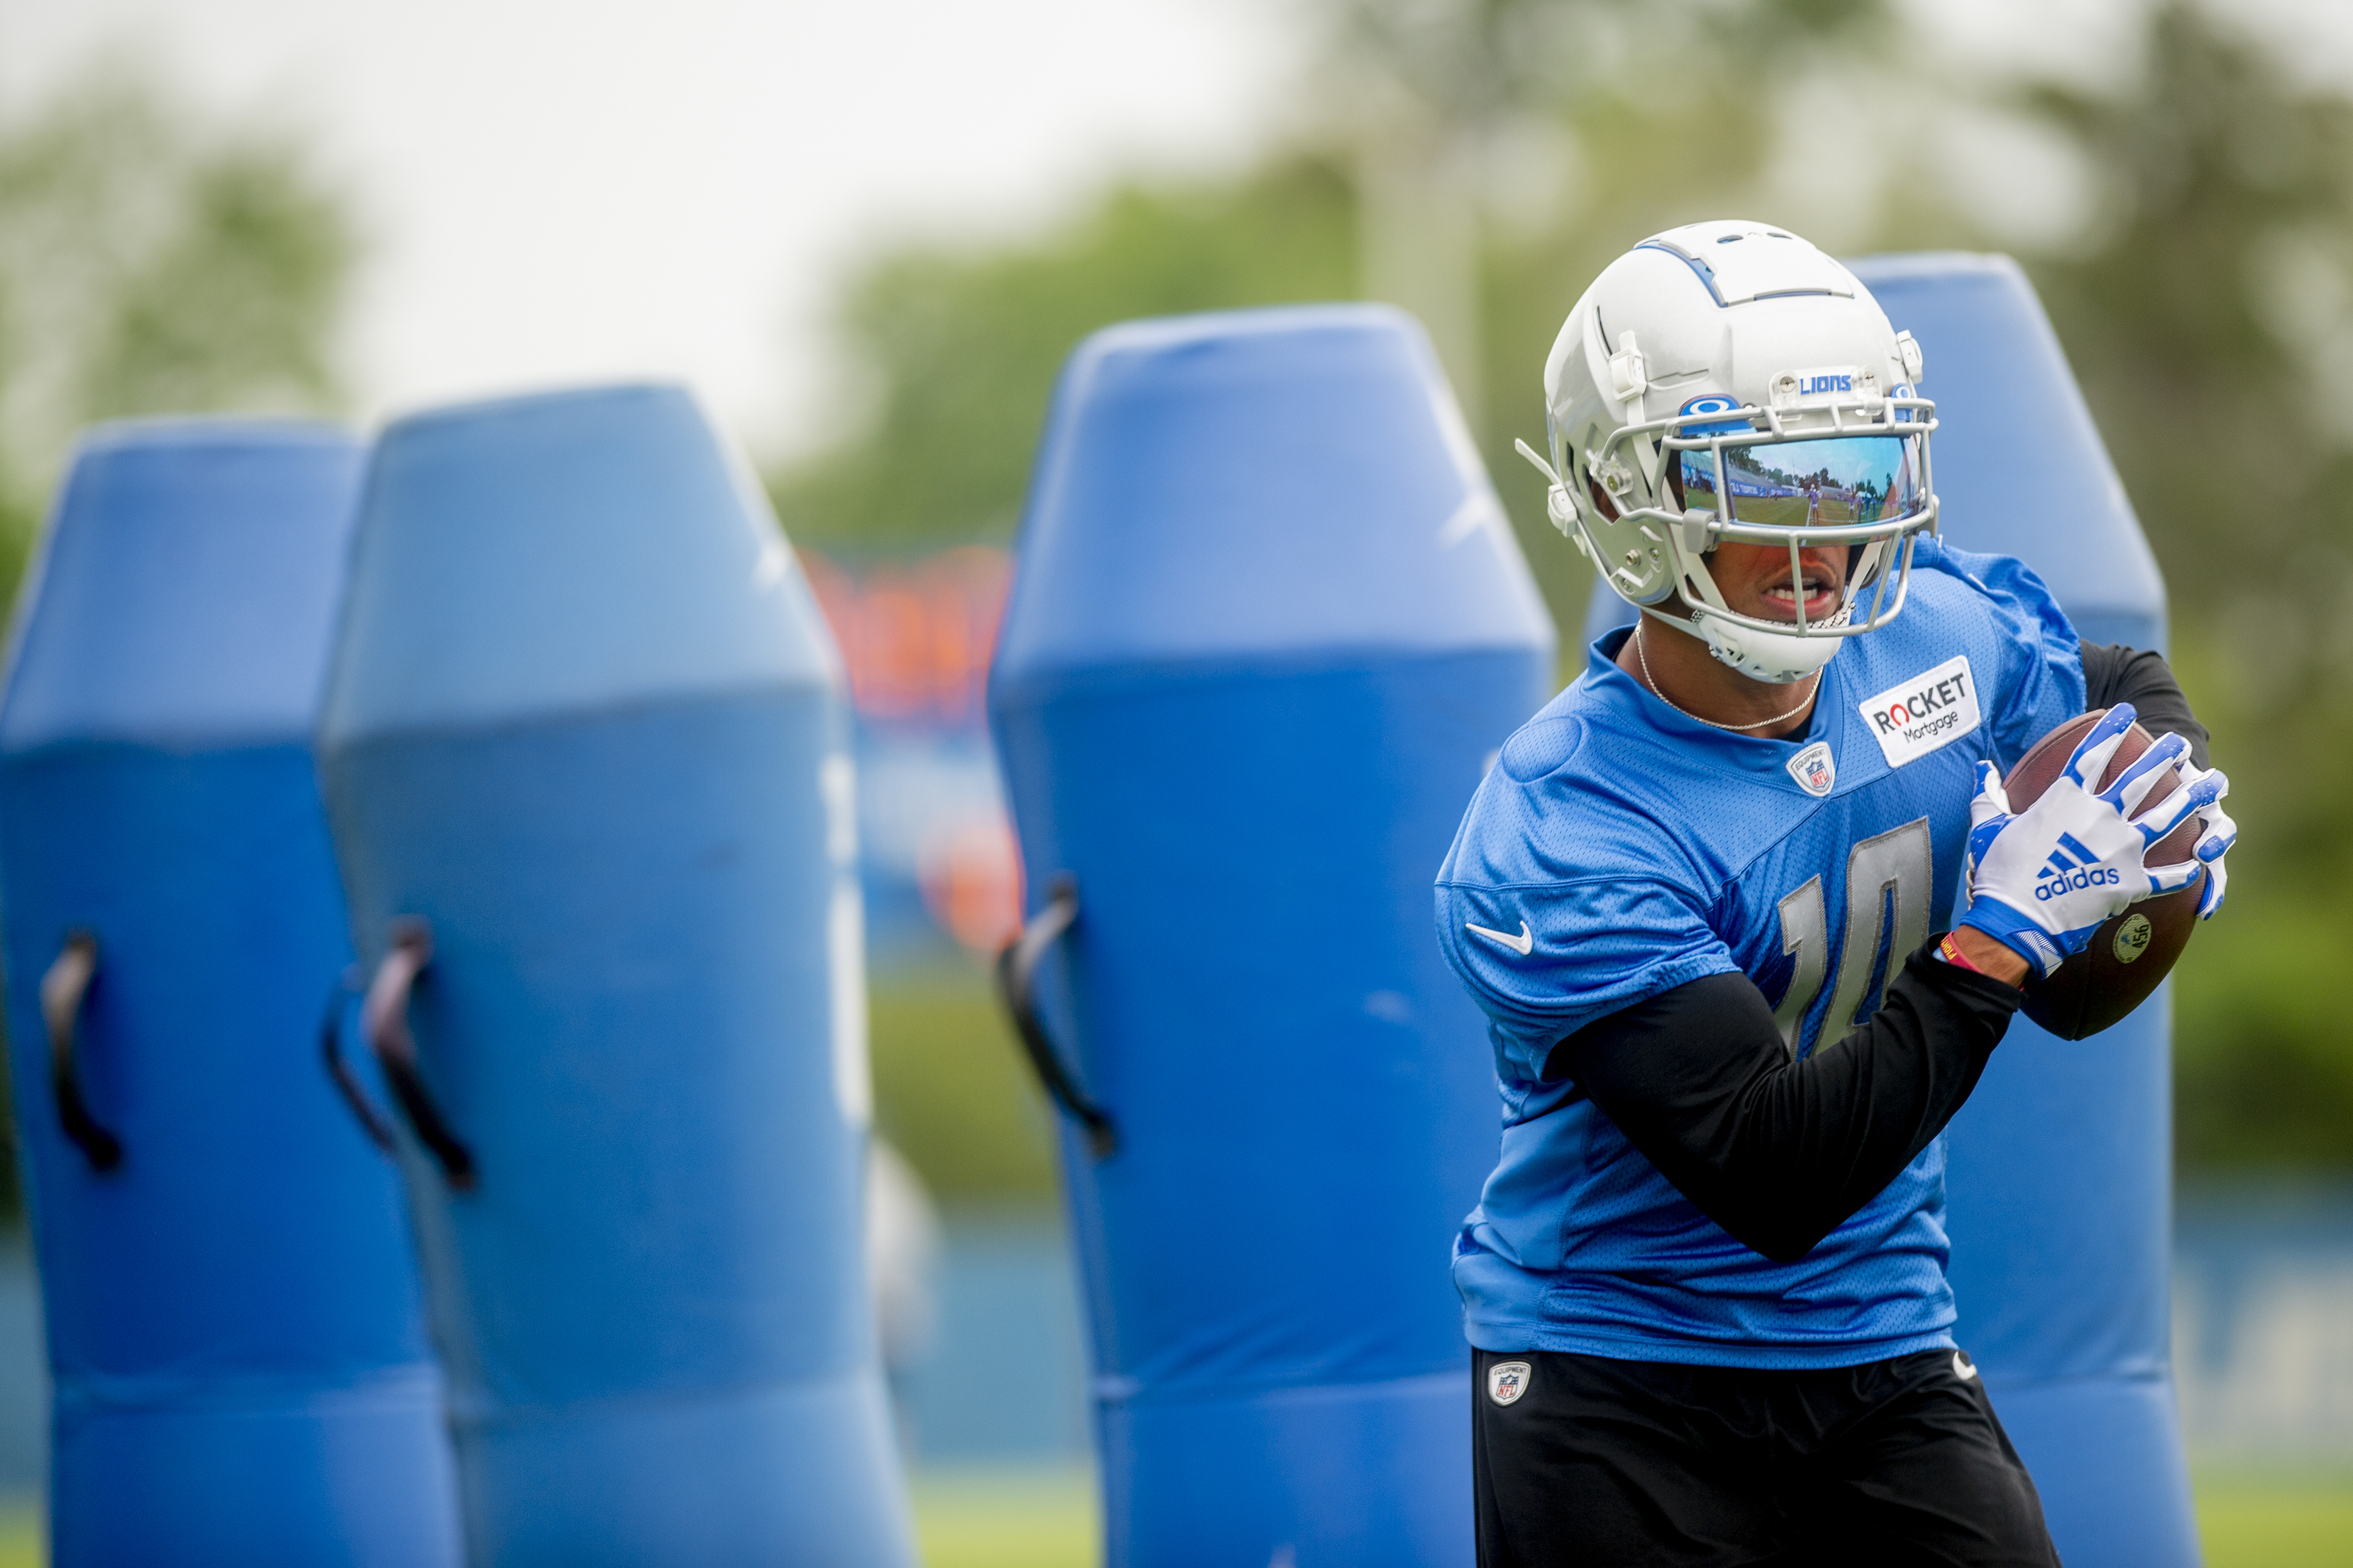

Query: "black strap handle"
left=41, top=931, right=121, bottom=1172
left=363, top=920, right=476, bottom=1190
left=994, top=875, right=1116, bottom=1157
left=319, top=966, right=396, bottom=1153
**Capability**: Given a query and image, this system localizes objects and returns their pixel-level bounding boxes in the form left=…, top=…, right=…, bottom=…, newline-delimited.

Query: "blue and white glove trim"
left=2166, top=761, right=2238, bottom=920
left=1959, top=704, right=2225, bottom=978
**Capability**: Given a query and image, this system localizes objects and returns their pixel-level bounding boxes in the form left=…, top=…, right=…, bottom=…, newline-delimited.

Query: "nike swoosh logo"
left=1466, top=920, right=1533, bottom=956
left=1952, top=1351, right=1978, bottom=1382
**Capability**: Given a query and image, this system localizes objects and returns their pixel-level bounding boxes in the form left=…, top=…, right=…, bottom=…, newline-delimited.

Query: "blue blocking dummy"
left=991, top=306, right=1556, bottom=1567
left=0, top=422, right=462, bottom=1567
left=1584, top=254, right=2195, bottom=1567
left=318, top=384, right=915, bottom=1567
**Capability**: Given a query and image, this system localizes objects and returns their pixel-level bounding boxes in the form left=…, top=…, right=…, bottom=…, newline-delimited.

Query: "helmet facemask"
left=1530, top=379, right=1939, bottom=685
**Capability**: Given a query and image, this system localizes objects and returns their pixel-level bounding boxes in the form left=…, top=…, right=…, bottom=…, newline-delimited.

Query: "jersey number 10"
left=1770, top=817, right=1932, bottom=1059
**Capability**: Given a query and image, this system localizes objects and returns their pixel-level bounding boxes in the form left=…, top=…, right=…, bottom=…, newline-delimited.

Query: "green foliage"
left=1999, top=7, right=2353, bottom=1168
left=79, top=144, right=351, bottom=423
left=0, top=71, right=354, bottom=579
left=2017, top=4, right=2353, bottom=624
left=768, top=157, right=1357, bottom=547
left=2168, top=642, right=2353, bottom=1168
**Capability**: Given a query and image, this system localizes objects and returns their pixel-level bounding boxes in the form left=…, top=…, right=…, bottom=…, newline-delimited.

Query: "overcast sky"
left=0, top=0, right=1301, bottom=459
left=4, top=0, right=2349, bottom=467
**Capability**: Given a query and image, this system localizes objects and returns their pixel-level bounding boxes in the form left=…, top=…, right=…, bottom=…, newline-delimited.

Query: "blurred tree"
left=2018, top=4, right=2353, bottom=616
left=1326, top=0, right=1894, bottom=423
left=0, top=71, right=355, bottom=594
left=769, top=157, right=1356, bottom=551
left=768, top=0, right=1907, bottom=637
left=2004, top=4, right=2353, bottom=1167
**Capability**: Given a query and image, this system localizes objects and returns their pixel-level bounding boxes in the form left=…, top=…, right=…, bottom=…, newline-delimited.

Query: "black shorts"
left=1472, top=1346, right=2060, bottom=1567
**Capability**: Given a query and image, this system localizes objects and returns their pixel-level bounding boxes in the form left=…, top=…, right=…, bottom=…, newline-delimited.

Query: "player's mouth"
left=1757, top=566, right=1843, bottom=623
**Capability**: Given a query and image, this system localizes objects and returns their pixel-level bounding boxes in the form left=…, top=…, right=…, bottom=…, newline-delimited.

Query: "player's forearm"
left=2080, top=642, right=2208, bottom=767
left=1554, top=941, right=2022, bottom=1262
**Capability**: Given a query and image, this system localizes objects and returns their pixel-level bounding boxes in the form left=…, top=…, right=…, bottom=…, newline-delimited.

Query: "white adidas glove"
left=1959, top=704, right=2222, bottom=977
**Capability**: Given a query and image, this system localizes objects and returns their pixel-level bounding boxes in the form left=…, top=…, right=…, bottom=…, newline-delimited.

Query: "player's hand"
left=2154, top=761, right=2238, bottom=920
left=1958, top=704, right=2221, bottom=977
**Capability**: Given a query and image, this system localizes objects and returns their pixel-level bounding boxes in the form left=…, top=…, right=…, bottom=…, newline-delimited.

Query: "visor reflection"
left=1679, top=436, right=1922, bottom=528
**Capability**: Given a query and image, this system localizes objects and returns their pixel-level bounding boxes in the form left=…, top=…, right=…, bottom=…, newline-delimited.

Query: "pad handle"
left=41, top=931, right=121, bottom=1173
left=363, top=919, right=476, bottom=1190
left=319, top=967, right=396, bottom=1153
left=995, top=875, right=1117, bottom=1158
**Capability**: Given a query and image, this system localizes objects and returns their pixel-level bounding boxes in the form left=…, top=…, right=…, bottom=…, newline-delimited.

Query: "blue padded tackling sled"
left=317, top=384, right=916, bottom=1566
left=0, top=420, right=462, bottom=1567
left=991, top=306, right=1556, bottom=1567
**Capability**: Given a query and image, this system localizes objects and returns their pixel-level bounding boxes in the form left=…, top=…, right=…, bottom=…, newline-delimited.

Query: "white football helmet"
left=1517, top=220, right=1938, bottom=684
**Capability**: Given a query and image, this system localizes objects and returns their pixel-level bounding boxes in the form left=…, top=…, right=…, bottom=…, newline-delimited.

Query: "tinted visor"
left=1677, top=434, right=1923, bottom=529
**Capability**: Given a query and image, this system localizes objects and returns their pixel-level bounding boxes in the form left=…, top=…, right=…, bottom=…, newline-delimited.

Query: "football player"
left=1438, top=221, right=2239, bottom=1565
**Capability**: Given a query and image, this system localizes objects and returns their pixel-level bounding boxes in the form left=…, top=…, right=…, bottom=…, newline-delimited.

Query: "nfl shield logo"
left=1488, top=1361, right=1532, bottom=1406
left=1786, top=741, right=1836, bottom=798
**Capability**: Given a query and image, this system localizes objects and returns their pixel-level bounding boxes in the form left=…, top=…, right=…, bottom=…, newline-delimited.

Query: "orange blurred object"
left=917, top=815, right=1026, bottom=954
left=801, top=546, right=1009, bottom=726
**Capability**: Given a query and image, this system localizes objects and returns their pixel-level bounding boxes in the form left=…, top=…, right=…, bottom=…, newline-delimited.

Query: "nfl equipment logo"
left=1786, top=741, right=1836, bottom=798
left=2113, top=912, right=2154, bottom=963
left=1488, top=1361, right=1532, bottom=1406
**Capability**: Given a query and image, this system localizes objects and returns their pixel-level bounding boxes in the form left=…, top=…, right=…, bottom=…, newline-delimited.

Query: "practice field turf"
left=908, top=1467, right=2353, bottom=1567
left=2193, top=1469, right=2353, bottom=1567
left=0, top=1467, right=2333, bottom=1562
left=915, top=1467, right=1098, bottom=1567
left=1708, top=493, right=1860, bottom=529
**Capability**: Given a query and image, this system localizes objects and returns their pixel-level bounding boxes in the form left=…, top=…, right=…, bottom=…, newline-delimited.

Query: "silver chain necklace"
left=1635, top=620, right=1821, bottom=734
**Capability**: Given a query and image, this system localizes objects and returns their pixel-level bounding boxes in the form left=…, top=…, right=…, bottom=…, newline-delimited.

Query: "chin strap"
left=1513, top=437, right=1584, bottom=543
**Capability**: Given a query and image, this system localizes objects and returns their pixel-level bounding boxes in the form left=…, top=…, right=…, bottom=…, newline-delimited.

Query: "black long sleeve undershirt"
left=2082, top=642, right=2208, bottom=767
left=1546, top=941, right=2024, bottom=1263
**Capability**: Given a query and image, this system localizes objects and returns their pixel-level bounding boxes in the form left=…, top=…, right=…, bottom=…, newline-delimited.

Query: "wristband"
left=1938, top=932, right=1992, bottom=978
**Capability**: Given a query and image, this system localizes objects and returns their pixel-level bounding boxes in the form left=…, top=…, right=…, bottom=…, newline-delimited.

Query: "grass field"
left=916, top=1467, right=1098, bottom=1568
left=2193, top=1468, right=2353, bottom=1567
left=0, top=1466, right=2331, bottom=1563
left=1725, top=493, right=1852, bottom=529
left=911, top=1466, right=2353, bottom=1567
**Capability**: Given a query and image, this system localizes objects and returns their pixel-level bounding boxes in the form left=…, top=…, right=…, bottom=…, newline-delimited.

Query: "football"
left=2000, top=708, right=2207, bottom=1039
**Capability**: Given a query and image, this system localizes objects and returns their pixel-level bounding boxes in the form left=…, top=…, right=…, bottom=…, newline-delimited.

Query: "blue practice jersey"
left=1435, top=539, right=2084, bottom=1368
